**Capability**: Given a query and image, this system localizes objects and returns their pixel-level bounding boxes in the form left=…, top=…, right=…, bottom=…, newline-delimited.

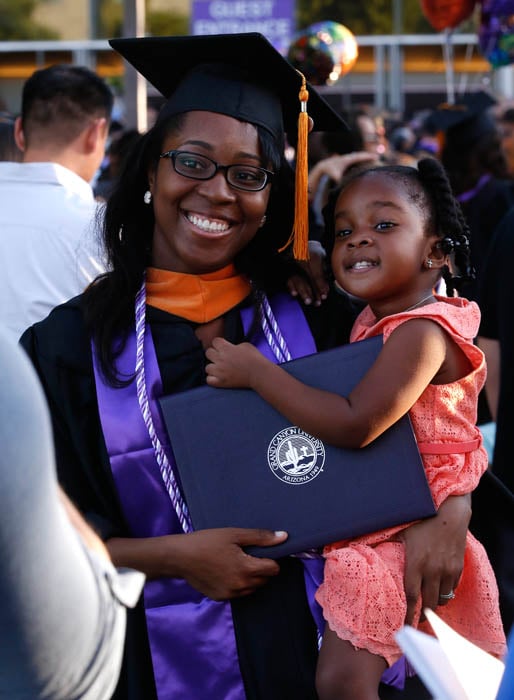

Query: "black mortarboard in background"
left=109, top=32, right=347, bottom=139
left=424, top=91, right=498, bottom=148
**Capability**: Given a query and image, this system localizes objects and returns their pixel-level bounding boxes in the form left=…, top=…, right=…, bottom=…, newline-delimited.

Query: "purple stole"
left=457, top=173, right=492, bottom=204
left=92, top=293, right=317, bottom=700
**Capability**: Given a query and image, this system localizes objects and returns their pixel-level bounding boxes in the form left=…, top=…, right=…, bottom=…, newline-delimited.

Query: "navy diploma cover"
left=159, top=335, right=436, bottom=558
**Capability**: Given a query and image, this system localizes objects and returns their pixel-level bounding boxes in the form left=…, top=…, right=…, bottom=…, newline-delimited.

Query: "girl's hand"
left=401, top=494, right=470, bottom=624
left=173, top=528, right=288, bottom=600
left=205, top=338, right=266, bottom=388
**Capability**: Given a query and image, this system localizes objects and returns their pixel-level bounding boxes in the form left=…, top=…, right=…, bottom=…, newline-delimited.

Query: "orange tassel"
left=279, top=71, right=310, bottom=260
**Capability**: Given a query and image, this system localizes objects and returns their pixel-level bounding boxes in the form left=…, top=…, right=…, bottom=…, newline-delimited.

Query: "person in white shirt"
left=0, top=64, right=113, bottom=342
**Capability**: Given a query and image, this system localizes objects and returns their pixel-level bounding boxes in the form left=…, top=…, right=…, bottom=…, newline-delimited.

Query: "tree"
left=296, top=0, right=435, bottom=35
left=98, top=0, right=123, bottom=37
left=0, top=0, right=58, bottom=40
left=95, top=0, right=188, bottom=38
left=147, top=10, right=189, bottom=36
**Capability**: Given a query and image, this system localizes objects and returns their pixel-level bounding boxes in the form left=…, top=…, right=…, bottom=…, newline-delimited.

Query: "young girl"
left=205, top=157, right=507, bottom=700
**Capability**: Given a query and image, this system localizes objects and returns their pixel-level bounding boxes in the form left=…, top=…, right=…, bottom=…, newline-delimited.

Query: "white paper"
left=395, top=609, right=505, bottom=700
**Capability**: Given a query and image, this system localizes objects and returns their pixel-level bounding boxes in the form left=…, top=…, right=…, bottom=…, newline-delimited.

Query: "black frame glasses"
left=159, top=150, right=274, bottom=192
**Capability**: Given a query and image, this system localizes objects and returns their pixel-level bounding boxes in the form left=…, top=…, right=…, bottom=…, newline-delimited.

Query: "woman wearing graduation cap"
left=20, top=33, right=472, bottom=700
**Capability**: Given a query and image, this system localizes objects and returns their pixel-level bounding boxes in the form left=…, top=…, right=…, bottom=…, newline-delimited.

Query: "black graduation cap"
left=109, top=32, right=347, bottom=139
left=424, top=91, right=497, bottom=147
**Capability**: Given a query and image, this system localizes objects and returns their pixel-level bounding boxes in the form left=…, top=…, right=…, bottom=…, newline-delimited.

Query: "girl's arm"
left=205, top=318, right=447, bottom=449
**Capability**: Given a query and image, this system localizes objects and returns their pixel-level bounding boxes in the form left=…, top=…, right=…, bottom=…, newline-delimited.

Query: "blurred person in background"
left=387, top=123, right=419, bottom=166
left=478, top=205, right=514, bottom=496
left=94, top=128, right=142, bottom=201
left=497, top=106, right=514, bottom=178
left=425, top=92, right=514, bottom=304
left=0, top=64, right=112, bottom=342
left=0, top=115, right=23, bottom=162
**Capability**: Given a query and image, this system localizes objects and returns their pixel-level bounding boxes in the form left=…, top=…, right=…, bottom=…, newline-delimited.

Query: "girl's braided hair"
left=322, top=157, right=474, bottom=297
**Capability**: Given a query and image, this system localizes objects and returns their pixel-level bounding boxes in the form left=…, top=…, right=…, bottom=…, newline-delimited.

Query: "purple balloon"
left=479, top=0, right=514, bottom=68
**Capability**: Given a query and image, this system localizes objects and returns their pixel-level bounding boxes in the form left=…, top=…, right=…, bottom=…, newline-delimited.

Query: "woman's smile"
left=183, top=209, right=233, bottom=235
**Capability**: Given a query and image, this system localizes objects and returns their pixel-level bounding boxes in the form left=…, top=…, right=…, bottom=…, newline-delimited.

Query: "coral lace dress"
left=316, top=297, right=506, bottom=665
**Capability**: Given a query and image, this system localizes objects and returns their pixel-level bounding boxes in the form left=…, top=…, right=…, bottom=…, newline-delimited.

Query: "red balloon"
left=420, top=0, right=477, bottom=31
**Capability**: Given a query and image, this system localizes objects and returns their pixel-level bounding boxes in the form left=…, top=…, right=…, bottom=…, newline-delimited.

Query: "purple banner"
left=191, top=0, right=295, bottom=53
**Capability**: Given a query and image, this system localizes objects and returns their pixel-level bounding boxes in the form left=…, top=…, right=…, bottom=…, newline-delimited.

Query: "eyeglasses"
left=159, top=150, right=274, bottom=192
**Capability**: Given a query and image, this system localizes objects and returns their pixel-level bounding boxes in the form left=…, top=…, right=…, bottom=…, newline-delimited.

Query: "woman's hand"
left=108, top=528, right=288, bottom=600
left=174, top=528, right=288, bottom=599
left=288, top=240, right=329, bottom=306
left=205, top=338, right=267, bottom=389
left=401, top=494, right=471, bottom=624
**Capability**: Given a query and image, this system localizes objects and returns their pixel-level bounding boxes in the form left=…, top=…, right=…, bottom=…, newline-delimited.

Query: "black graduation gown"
left=19, top=292, right=355, bottom=700
left=460, top=177, right=514, bottom=304
left=478, top=208, right=514, bottom=493
left=456, top=178, right=514, bottom=425
left=477, top=210, right=514, bottom=631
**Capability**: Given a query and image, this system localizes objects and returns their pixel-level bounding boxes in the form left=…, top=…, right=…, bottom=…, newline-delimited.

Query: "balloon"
left=420, top=0, right=477, bottom=32
left=308, top=21, right=359, bottom=79
left=478, top=0, right=514, bottom=68
left=287, top=32, right=335, bottom=86
left=287, top=21, right=358, bottom=86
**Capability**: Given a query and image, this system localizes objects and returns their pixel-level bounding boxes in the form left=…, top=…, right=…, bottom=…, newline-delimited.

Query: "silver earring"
left=143, top=190, right=152, bottom=205
left=260, top=215, right=267, bottom=228
left=425, top=258, right=433, bottom=268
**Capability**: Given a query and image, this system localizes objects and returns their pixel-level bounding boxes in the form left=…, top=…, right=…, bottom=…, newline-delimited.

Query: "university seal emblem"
left=267, top=427, right=325, bottom=484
